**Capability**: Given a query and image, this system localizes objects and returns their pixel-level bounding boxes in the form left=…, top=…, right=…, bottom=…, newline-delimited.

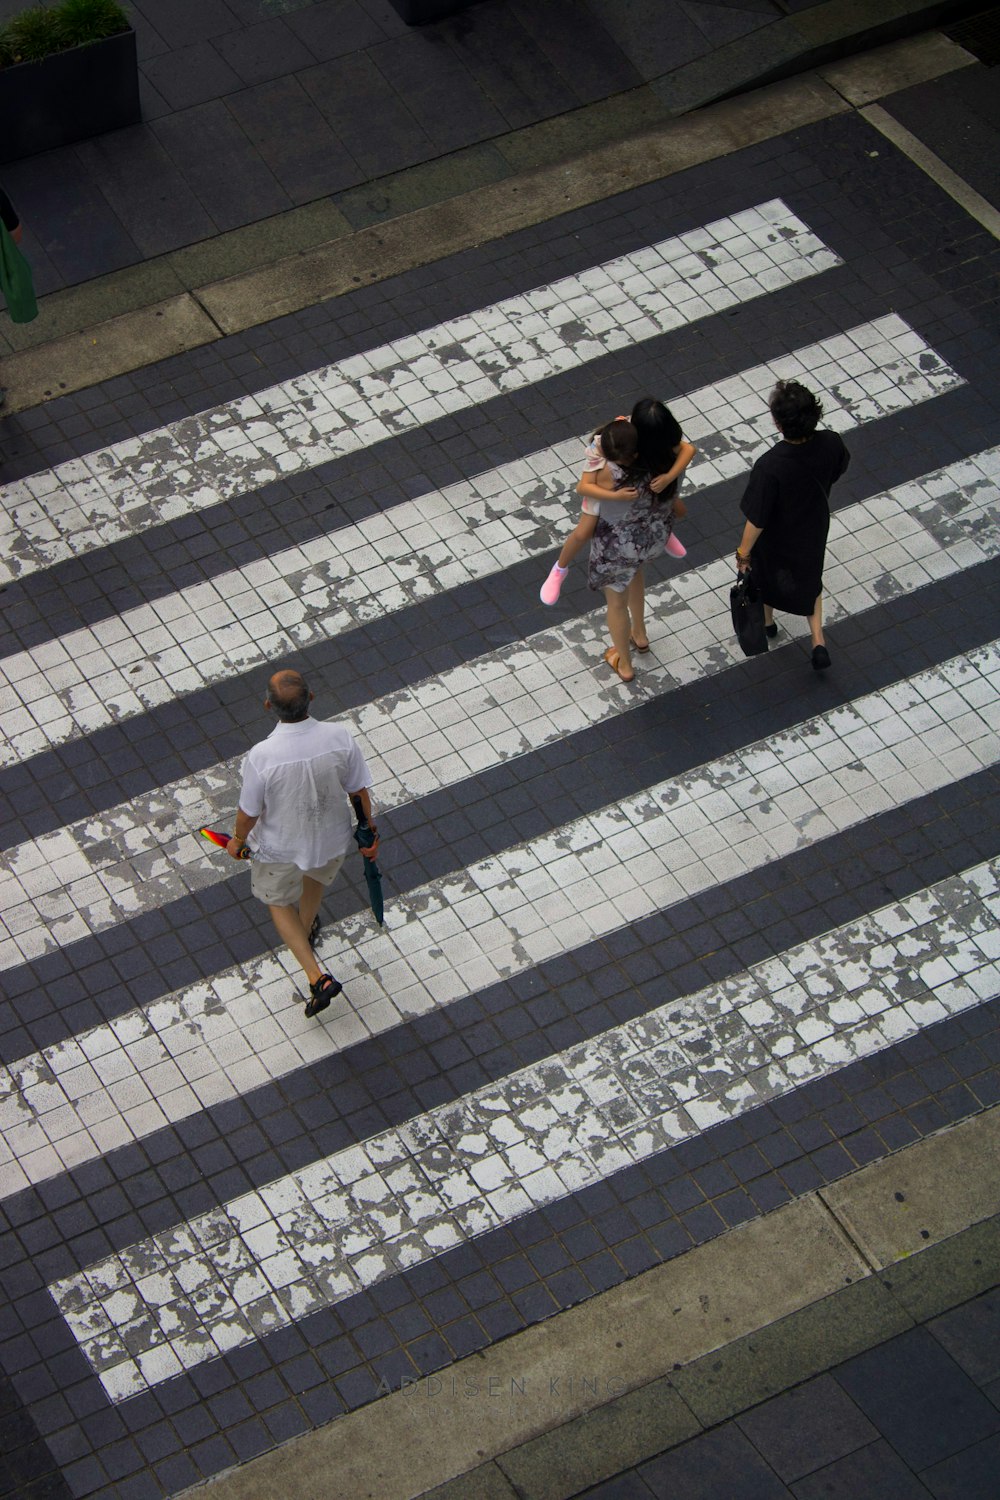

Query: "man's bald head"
left=266, top=668, right=312, bottom=723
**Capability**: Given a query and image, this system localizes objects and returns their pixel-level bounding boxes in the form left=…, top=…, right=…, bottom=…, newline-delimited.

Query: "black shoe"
left=308, top=915, right=321, bottom=947
left=765, top=623, right=778, bottom=639
left=305, top=973, right=342, bottom=1017
left=811, top=645, right=831, bottom=671
left=0, top=388, right=6, bottom=408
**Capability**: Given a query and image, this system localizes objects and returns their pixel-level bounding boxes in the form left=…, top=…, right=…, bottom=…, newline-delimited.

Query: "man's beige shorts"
left=250, top=854, right=345, bottom=907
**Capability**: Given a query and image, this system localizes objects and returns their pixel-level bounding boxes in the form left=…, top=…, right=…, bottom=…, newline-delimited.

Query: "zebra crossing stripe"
left=0, top=200, right=839, bottom=588
left=3, top=643, right=997, bottom=1201
left=1, top=447, right=996, bottom=973
left=0, top=317, right=963, bottom=770
left=47, top=854, right=1000, bottom=1402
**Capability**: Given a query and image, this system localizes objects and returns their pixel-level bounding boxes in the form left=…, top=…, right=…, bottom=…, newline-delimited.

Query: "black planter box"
left=387, top=0, right=484, bottom=23
left=0, top=27, right=140, bottom=164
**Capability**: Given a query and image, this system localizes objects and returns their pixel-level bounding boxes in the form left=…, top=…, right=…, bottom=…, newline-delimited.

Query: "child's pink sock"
left=540, top=563, right=568, bottom=605
left=665, top=532, right=686, bottom=559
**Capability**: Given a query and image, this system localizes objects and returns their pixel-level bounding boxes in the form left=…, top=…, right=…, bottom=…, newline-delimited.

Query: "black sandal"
left=305, top=973, right=342, bottom=1017
left=308, top=915, right=321, bottom=947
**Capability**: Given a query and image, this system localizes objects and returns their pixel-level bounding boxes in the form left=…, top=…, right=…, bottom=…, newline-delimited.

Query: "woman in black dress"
left=735, top=380, right=850, bottom=670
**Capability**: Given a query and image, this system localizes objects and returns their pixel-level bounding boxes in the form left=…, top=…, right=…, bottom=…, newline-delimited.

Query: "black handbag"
left=730, top=568, right=768, bottom=656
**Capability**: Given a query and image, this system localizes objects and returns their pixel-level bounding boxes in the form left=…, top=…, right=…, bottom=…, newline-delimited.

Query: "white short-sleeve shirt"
left=239, top=717, right=372, bottom=869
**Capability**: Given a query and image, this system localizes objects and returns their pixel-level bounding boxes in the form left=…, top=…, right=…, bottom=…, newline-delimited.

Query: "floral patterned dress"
left=587, top=473, right=675, bottom=594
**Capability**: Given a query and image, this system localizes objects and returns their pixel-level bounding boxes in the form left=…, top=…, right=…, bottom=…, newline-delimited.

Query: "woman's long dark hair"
left=630, top=397, right=682, bottom=481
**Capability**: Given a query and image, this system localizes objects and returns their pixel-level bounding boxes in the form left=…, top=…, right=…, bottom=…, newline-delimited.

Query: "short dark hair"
left=268, top=668, right=310, bottom=722
left=770, top=380, right=822, bottom=441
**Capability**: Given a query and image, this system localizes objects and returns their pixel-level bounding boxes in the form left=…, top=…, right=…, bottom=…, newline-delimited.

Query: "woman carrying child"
left=586, top=400, right=690, bottom=682
left=540, top=398, right=696, bottom=605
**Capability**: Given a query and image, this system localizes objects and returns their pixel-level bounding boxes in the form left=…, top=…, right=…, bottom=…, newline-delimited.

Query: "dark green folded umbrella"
left=0, top=221, right=38, bottom=324
left=351, top=795, right=384, bottom=926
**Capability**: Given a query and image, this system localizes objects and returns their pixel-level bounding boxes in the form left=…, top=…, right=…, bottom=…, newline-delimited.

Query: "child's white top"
left=581, top=434, right=629, bottom=516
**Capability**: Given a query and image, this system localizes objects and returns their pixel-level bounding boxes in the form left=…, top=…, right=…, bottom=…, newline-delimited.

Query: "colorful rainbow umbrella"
left=198, top=827, right=251, bottom=860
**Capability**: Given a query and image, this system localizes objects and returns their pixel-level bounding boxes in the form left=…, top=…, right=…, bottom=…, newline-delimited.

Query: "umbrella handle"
left=350, top=795, right=379, bottom=855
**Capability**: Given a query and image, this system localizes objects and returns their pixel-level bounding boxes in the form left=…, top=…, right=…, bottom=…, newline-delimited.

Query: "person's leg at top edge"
left=603, top=585, right=635, bottom=682
left=627, top=569, right=649, bottom=653
left=541, top=513, right=598, bottom=604
left=265, top=867, right=343, bottom=1016
left=299, top=873, right=324, bottom=950
left=269, top=894, right=321, bottom=983
left=809, top=593, right=830, bottom=670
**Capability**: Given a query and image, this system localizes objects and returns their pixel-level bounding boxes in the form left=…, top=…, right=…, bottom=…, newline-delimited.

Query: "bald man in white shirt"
left=228, top=668, right=379, bottom=1017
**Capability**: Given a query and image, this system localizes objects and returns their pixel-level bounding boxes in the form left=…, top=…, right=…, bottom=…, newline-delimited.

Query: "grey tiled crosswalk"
left=1, top=158, right=998, bottom=1500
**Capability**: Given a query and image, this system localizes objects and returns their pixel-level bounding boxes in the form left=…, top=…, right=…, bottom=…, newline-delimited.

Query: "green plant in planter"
left=59, top=0, right=130, bottom=48
left=1, top=7, right=64, bottom=64
left=0, top=0, right=128, bottom=67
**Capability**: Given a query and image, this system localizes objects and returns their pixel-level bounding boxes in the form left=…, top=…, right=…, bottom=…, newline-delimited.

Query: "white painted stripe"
left=0, top=316, right=963, bottom=769
left=3, top=644, right=997, bottom=1201
left=1, top=445, right=996, bottom=972
left=0, top=200, right=838, bottom=587
left=47, top=855, right=1000, bottom=1401
left=861, top=103, right=1000, bottom=243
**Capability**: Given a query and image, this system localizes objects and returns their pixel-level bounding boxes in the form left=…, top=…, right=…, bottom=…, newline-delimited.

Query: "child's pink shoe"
left=540, top=563, right=568, bottom=605
left=665, top=532, right=686, bottom=559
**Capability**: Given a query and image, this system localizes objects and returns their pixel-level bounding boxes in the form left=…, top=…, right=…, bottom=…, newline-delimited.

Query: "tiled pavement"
left=42, top=849, right=1000, bottom=1402
left=881, top=51, right=1000, bottom=211
left=0, top=305, right=965, bottom=767
left=574, top=1283, right=1000, bottom=1500
left=1, top=101, right=1000, bottom=1500
left=0, top=0, right=837, bottom=296
left=1, top=446, right=994, bottom=976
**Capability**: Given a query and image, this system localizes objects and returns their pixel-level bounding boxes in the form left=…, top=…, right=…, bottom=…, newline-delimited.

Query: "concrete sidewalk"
left=0, top=0, right=986, bottom=375
left=188, top=1106, right=1000, bottom=1500
left=0, top=25, right=980, bottom=418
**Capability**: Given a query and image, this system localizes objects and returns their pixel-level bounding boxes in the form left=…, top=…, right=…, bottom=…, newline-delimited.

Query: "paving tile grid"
left=1, top=373, right=997, bottom=1049
left=39, top=845, right=1000, bottom=1399
left=0, top=338, right=989, bottom=842
left=0, top=316, right=974, bottom=790
left=7, top=135, right=856, bottom=477
left=886, top=57, right=1000, bottom=212
left=573, top=1284, right=1000, bottom=1500
left=0, top=0, right=823, bottom=297
left=0, top=114, right=995, bottom=846
left=0, top=286, right=947, bottom=646
left=1, top=109, right=1000, bottom=1500
left=2, top=764, right=997, bottom=1223
left=4, top=631, right=999, bottom=1187
left=10, top=1000, right=1000, bottom=1498
left=3, top=104, right=999, bottom=480
left=1, top=542, right=998, bottom=1064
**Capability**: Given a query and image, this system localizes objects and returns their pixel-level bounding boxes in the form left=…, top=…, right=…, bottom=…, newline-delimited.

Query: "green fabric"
left=0, top=219, right=38, bottom=324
